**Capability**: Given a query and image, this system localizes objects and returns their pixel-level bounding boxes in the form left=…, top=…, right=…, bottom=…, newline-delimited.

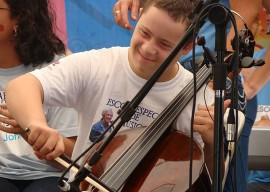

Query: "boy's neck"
left=157, top=63, right=179, bottom=82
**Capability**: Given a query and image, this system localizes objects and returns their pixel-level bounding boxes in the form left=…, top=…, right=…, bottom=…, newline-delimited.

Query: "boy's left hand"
left=193, top=100, right=231, bottom=145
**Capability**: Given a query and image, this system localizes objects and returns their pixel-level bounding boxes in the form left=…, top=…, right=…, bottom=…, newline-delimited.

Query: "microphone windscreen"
left=241, top=57, right=254, bottom=68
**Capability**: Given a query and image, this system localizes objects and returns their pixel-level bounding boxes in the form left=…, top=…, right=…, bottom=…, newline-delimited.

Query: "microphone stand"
left=208, top=5, right=229, bottom=192
left=60, top=0, right=221, bottom=191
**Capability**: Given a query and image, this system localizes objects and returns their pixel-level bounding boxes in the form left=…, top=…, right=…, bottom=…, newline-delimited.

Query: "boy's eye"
left=160, top=42, right=173, bottom=49
left=141, top=29, right=149, bottom=37
left=161, top=43, right=171, bottom=48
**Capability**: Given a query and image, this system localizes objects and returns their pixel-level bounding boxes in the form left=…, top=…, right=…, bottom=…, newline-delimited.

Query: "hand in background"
left=0, top=104, right=24, bottom=134
left=113, top=0, right=141, bottom=30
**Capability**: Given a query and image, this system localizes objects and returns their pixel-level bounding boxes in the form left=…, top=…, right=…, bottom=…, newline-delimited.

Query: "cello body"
left=82, top=127, right=211, bottom=192
left=80, top=65, right=213, bottom=192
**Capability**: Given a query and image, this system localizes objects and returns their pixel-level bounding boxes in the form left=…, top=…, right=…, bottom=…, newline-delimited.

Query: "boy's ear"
left=139, top=8, right=143, bottom=14
left=182, top=41, right=193, bottom=55
left=138, top=8, right=143, bottom=18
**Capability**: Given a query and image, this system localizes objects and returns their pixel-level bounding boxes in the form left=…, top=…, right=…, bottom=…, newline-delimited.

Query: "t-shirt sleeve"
left=30, top=52, right=92, bottom=109
left=45, top=106, right=78, bottom=137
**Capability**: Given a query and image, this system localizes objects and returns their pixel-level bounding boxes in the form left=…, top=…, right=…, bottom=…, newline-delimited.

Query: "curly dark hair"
left=5, top=0, right=66, bottom=66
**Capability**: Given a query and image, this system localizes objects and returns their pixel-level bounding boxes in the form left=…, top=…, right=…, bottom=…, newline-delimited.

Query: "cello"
left=62, top=26, right=255, bottom=192
left=79, top=64, right=213, bottom=192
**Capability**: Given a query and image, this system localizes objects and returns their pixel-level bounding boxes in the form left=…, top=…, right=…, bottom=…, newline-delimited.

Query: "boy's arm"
left=5, top=73, right=65, bottom=160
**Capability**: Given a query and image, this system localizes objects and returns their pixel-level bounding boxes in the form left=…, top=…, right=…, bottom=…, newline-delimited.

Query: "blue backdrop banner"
left=65, top=0, right=133, bottom=52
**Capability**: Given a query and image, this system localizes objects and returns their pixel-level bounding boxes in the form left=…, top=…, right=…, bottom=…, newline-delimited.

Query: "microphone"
left=227, top=52, right=265, bottom=71
left=197, top=36, right=216, bottom=67
left=240, top=56, right=255, bottom=68
left=253, top=59, right=265, bottom=67
left=225, top=27, right=258, bottom=74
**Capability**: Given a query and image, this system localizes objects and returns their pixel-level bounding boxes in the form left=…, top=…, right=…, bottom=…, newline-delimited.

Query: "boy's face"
left=129, top=6, right=188, bottom=81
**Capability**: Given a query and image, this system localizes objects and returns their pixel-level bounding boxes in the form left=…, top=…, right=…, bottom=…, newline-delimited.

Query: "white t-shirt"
left=0, top=57, right=78, bottom=180
left=31, top=47, right=214, bottom=164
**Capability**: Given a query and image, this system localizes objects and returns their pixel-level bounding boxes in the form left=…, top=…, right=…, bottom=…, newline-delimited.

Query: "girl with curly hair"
left=0, top=0, right=78, bottom=191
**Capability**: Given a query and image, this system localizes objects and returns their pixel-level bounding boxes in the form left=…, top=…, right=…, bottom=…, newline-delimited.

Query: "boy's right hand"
left=26, top=121, right=65, bottom=161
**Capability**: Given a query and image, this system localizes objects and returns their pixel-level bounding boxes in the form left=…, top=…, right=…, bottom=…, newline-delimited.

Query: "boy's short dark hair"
left=142, top=0, right=199, bottom=27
